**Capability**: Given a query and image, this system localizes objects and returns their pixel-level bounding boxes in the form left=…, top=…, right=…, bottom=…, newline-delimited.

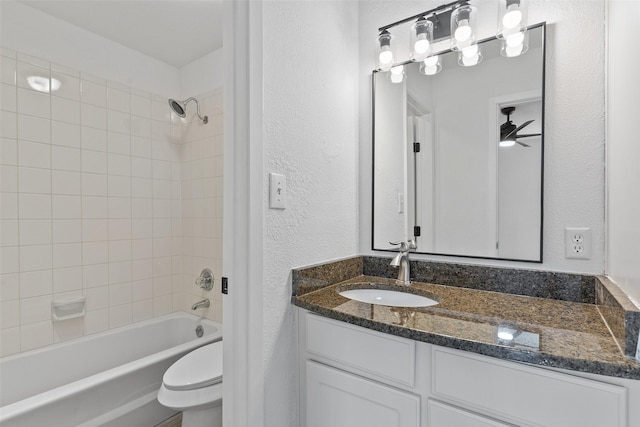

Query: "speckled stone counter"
left=291, top=256, right=640, bottom=380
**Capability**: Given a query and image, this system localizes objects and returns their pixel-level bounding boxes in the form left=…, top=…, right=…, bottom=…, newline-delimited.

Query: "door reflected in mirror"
left=373, top=24, right=545, bottom=262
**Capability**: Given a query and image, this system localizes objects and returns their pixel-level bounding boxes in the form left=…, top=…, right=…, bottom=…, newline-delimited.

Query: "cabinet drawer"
left=432, top=347, right=627, bottom=427
left=306, top=361, right=420, bottom=427
left=428, top=400, right=514, bottom=427
left=305, top=313, right=415, bottom=387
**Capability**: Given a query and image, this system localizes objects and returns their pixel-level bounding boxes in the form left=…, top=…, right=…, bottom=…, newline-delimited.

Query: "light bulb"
left=390, top=65, right=404, bottom=83
left=455, top=20, right=472, bottom=43
left=424, top=55, right=439, bottom=67
left=462, top=44, right=478, bottom=58
left=390, top=65, right=404, bottom=75
left=379, top=46, right=394, bottom=70
left=500, top=139, right=516, bottom=147
left=506, top=32, right=525, bottom=47
left=498, top=330, right=515, bottom=340
left=502, top=4, right=523, bottom=29
left=505, top=44, right=524, bottom=57
left=414, top=35, right=430, bottom=55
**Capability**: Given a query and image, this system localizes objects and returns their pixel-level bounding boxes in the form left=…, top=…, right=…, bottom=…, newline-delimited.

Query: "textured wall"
left=359, top=0, right=606, bottom=275
left=607, top=1, right=640, bottom=303
left=262, top=1, right=360, bottom=425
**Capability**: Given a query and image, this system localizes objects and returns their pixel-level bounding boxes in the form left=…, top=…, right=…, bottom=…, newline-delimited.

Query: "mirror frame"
left=371, top=23, right=546, bottom=263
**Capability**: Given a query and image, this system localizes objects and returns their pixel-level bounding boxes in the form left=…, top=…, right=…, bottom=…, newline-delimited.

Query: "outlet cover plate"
left=565, top=227, right=591, bottom=260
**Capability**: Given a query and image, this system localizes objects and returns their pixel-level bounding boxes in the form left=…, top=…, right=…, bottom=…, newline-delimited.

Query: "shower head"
left=168, top=97, right=208, bottom=124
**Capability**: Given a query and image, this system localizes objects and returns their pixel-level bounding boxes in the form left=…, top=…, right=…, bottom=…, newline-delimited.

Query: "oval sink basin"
left=339, top=288, right=439, bottom=308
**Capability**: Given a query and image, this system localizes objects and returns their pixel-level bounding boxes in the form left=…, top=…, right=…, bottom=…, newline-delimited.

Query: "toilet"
left=157, top=341, right=223, bottom=427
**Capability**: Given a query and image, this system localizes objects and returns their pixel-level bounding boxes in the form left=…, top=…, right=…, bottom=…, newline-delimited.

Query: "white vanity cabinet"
left=298, top=310, right=638, bottom=427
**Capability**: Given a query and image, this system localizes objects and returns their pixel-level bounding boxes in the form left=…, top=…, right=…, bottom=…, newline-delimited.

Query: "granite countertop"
left=292, top=257, right=640, bottom=380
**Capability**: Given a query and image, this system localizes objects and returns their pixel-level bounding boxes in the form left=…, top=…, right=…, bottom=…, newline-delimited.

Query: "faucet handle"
left=389, top=239, right=416, bottom=252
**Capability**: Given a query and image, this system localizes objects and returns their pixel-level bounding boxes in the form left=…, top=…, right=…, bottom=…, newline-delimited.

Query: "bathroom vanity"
left=292, top=256, right=640, bottom=427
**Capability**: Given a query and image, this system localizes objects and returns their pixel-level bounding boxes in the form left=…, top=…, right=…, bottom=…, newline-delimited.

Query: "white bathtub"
left=0, top=312, right=222, bottom=427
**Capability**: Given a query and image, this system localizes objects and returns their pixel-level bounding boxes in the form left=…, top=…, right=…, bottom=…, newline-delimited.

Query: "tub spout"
left=191, top=298, right=210, bottom=310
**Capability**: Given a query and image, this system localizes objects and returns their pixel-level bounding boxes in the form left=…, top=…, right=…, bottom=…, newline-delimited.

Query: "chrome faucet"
left=390, top=239, right=416, bottom=286
left=191, top=298, right=210, bottom=310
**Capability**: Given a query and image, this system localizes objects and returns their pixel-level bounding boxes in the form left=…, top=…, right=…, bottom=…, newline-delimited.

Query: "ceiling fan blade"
left=516, top=133, right=542, bottom=138
left=515, top=140, right=531, bottom=148
left=505, top=120, right=534, bottom=139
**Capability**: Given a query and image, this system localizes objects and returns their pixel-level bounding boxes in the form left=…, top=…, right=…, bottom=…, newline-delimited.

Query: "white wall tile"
left=1, top=300, right=20, bottom=328
left=132, top=239, right=152, bottom=260
left=84, top=308, right=108, bottom=335
left=53, top=317, right=83, bottom=342
left=1, top=220, right=19, bottom=246
left=0, top=273, right=20, bottom=301
left=109, top=282, right=131, bottom=306
left=20, top=320, right=53, bottom=351
left=19, top=220, right=52, bottom=245
left=1, top=111, right=17, bottom=139
left=19, top=269, right=52, bottom=298
left=131, top=136, right=152, bottom=159
left=51, top=71, right=80, bottom=101
left=108, top=218, right=131, bottom=240
left=107, top=87, right=129, bottom=113
left=53, top=243, right=81, bottom=268
left=153, top=180, right=171, bottom=199
left=18, top=140, right=50, bottom=169
left=1, top=138, right=18, bottom=165
left=19, top=294, right=52, bottom=324
left=81, top=104, right=107, bottom=130
left=53, top=266, right=82, bottom=293
left=17, top=87, right=50, bottom=119
left=107, top=153, right=130, bottom=176
left=132, top=198, right=153, bottom=218
left=153, top=295, right=172, bottom=317
left=1, top=165, right=17, bottom=192
left=51, top=121, right=81, bottom=148
left=82, top=241, right=108, bottom=265
left=1, top=83, right=17, bottom=112
left=18, top=167, right=51, bottom=195
left=107, top=132, right=130, bottom=155
left=131, top=94, right=151, bottom=118
left=19, top=193, right=51, bottom=219
left=108, top=197, right=131, bottom=218
left=52, top=145, right=81, bottom=171
left=131, top=157, right=152, bottom=178
left=81, top=150, right=107, bottom=174
left=132, top=299, right=153, bottom=322
left=1, top=246, right=20, bottom=274
left=131, top=116, right=151, bottom=138
left=108, top=175, right=130, bottom=198
left=81, top=173, right=107, bottom=196
left=81, top=80, right=106, bottom=106
left=132, top=278, right=152, bottom=301
left=1, top=57, right=16, bottom=85
left=16, top=61, right=48, bottom=90
left=17, top=114, right=50, bottom=144
left=82, top=219, right=108, bottom=242
left=107, top=109, right=130, bottom=135
left=84, top=286, right=108, bottom=313
left=82, top=196, right=109, bottom=219
left=52, top=170, right=81, bottom=195
left=53, top=219, right=81, bottom=243
left=82, top=264, right=108, bottom=289
left=52, top=195, right=81, bottom=218
left=132, top=259, right=152, bottom=281
left=0, top=328, right=20, bottom=356
left=51, top=97, right=80, bottom=124
left=109, top=303, right=131, bottom=328
left=132, top=219, right=152, bottom=240
left=81, top=126, right=107, bottom=151
left=109, top=240, right=131, bottom=263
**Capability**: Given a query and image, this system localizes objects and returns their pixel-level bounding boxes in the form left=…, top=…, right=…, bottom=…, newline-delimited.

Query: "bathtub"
left=0, top=312, right=222, bottom=427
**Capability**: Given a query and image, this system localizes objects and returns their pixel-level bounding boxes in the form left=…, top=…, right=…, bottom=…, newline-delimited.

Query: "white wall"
left=0, top=1, right=179, bottom=97
left=607, top=0, right=640, bottom=303
left=359, top=0, right=606, bottom=274
left=179, top=48, right=224, bottom=99
left=261, top=1, right=360, bottom=425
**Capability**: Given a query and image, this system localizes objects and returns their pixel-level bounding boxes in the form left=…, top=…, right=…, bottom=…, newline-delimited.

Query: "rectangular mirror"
left=373, top=24, right=545, bottom=262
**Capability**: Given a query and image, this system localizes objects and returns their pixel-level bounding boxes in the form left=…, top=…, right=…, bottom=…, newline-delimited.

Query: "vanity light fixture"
left=411, top=16, right=434, bottom=61
left=377, top=30, right=394, bottom=71
left=419, top=55, right=442, bottom=75
left=497, top=0, right=529, bottom=57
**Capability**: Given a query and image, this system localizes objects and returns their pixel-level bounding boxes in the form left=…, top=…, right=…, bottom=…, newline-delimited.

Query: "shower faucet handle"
left=195, top=268, right=214, bottom=291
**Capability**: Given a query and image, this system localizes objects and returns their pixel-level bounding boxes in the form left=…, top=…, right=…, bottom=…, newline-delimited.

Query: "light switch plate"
left=269, top=173, right=286, bottom=209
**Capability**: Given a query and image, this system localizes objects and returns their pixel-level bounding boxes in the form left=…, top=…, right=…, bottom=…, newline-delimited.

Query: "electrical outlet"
left=565, top=227, right=591, bottom=259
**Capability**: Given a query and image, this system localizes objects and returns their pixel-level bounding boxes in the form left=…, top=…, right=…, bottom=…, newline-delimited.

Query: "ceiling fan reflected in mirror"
left=499, top=106, right=541, bottom=147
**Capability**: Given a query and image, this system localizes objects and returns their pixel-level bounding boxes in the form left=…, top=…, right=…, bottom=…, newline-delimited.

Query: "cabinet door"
left=428, top=400, right=514, bottom=427
left=306, top=361, right=420, bottom=427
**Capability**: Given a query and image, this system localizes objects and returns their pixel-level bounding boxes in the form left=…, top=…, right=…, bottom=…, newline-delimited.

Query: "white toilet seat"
left=163, top=341, right=223, bottom=391
left=157, top=341, right=223, bottom=411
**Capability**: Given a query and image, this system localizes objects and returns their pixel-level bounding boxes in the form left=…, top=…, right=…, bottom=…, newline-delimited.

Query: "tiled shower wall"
left=0, top=47, right=223, bottom=356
